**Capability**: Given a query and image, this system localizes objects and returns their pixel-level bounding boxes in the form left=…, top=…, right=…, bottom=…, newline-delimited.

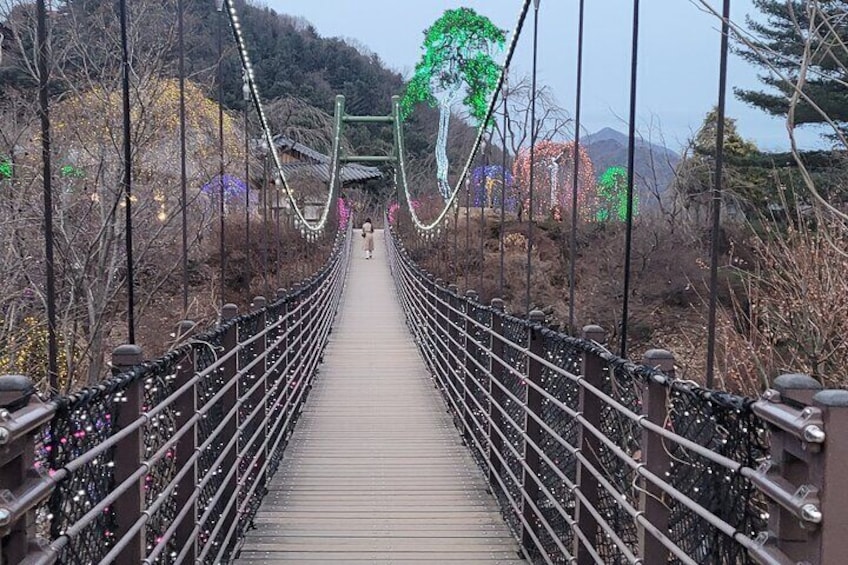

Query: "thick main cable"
left=223, top=0, right=339, bottom=234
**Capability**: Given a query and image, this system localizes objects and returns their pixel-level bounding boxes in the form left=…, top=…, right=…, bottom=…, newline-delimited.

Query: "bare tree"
left=1, top=0, right=246, bottom=387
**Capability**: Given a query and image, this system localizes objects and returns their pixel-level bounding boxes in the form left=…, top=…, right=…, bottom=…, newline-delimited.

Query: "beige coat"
left=362, top=222, right=374, bottom=252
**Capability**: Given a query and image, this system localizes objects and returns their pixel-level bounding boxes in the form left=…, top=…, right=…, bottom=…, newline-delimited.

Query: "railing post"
left=251, top=297, right=268, bottom=499
left=220, top=304, right=239, bottom=546
left=521, top=310, right=546, bottom=553
left=463, top=289, right=478, bottom=446
left=488, top=298, right=505, bottom=494
left=434, top=279, right=447, bottom=392
left=640, top=349, right=674, bottom=563
left=0, top=375, right=45, bottom=564
left=447, top=284, right=461, bottom=429
left=173, top=321, right=197, bottom=562
left=749, top=374, right=821, bottom=563
left=810, top=388, right=848, bottom=563
left=574, top=325, right=605, bottom=564
left=111, top=344, right=145, bottom=563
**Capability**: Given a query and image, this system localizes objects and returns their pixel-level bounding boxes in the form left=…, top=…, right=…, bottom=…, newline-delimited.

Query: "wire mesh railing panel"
left=534, top=333, right=581, bottom=562
left=140, top=356, right=181, bottom=562
left=194, top=327, right=232, bottom=563
left=235, top=313, right=265, bottom=551
left=386, top=225, right=771, bottom=565
left=498, top=316, right=530, bottom=536
left=588, top=362, right=643, bottom=561
left=41, top=393, right=121, bottom=563
left=22, top=227, right=350, bottom=565
left=665, top=387, right=768, bottom=564
left=465, top=301, right=492, bottom=470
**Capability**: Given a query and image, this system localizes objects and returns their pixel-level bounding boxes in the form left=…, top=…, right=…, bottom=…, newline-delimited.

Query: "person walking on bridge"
left=361, top=217, right=375, bottom=259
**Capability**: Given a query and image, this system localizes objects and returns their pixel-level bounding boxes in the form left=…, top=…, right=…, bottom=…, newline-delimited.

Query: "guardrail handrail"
left=0, top=224, right=351, bottom=564
left=385, top=221, right=848, bottom=565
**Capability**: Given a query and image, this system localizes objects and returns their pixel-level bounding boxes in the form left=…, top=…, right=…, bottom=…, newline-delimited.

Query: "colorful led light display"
left=401, top=8, right=505, bottom=201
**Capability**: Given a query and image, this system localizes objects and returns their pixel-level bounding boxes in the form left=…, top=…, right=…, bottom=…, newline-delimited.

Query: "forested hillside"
left=1, top=0, right=441, bottom=158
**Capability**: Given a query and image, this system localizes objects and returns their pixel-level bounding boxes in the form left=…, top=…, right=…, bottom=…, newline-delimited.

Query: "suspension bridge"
left=2, top=0, right=848, bottom=563
left=1, top=221, right=846, bottom=564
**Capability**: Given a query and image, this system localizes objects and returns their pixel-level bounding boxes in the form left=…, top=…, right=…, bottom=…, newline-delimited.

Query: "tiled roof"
left=273, top=135, right=382, bottom=184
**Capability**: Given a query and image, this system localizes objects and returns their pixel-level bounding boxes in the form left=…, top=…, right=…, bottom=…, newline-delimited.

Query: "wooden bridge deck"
left=236, top=229, right=521, bottom=564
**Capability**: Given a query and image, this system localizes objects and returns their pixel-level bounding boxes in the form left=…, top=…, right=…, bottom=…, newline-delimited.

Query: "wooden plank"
left=236, top=553, right=525, bottom=564
left=236, top=230, right=518, bottom=564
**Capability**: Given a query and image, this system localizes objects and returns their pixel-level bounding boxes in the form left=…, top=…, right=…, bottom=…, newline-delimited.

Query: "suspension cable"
left=526, top=0, right=540, bottom=318
left=222, top=0, right=339, bottom=234
left=620, top=0, right=640, bottom=357
left=395, top=0, right=533, bottom=232
left=569, top=0, right=586, bottom=335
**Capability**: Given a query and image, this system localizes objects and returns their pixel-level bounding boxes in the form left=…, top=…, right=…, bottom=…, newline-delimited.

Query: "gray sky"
left=265, top=0, right=823, bottom=152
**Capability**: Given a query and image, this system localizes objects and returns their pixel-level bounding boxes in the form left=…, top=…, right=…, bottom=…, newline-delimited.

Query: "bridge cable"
left=705, top=0, right=732, bottom=388
left=222, top=0, right=339, bottom=235
left=620, top=0, right=640, bottom=357
left=36, top=0, right=59, bottom=392
left=178, top=0, right=189, bottom=315
left=465, top=162, right=471, bottom=291
left=499, top=78, right=509, bottom=297
left=479, top=142, right=489, bottom=295
left=526, top=0, right=540, bottom=318
left=569, top=0, right=586, bottom=336
left=119, top=0, right=136, bottom=344
left=243, top=74, right=251, bottom=293
left=217, top=2, right=227, bottom=306
left=396, top=0, right=533, bottom=232
left=261, top=155, right=270, bottom=297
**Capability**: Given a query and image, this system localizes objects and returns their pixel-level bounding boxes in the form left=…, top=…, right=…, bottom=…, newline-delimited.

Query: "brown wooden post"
left=640, top=349, right=674, bottom=563
left=575, top=325, right=605, bottom=564
left=447, top=284, right=461, bottom=426
left=488, top=298, right=505, bottom=492
left=0, top=375, right=45, bottom=564
left=173, top=321, right=197, bottom=562
left=251, top=297, right=268, bottom=495
left=521, top=310, right=546, bottom=552
left=435, top=279, right=447, bottom=392
left=111, top=344, right=145, bottom=563
left=773, top=374, right=821, bottom=559
left=276, top=289, right=291, bottom=443
left=463, top=289, right=478, bottom=445
left=810, top=388, right=848, bottom=563
left=220, top=304, right=239, bottom=545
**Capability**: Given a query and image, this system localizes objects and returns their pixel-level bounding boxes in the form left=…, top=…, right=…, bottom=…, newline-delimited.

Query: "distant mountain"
left=582, top=128, right=681, bottom=206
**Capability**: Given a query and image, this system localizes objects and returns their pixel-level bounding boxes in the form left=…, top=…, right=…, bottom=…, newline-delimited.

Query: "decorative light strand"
left=395, top=0, right=533, bottom=232
left=223, top=0, right=339, bottom=235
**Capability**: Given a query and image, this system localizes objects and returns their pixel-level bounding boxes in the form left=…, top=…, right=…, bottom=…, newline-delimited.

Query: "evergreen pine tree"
left=737, top=1, right=848, bottom=132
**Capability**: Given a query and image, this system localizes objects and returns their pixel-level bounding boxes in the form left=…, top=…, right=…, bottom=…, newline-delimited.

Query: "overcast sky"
left=264, top=0, right=823, bottom=152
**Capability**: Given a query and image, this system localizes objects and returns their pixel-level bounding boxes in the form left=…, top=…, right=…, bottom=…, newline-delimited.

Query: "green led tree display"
left=400, top=8, right=505, bottom=200
left=595, top=166, right=636, bottom=222
left=0, top=156, right=11, bottom=180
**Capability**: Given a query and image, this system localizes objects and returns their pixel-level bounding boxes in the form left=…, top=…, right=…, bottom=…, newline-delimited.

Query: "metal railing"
left=386, top=224, right=848, bottom=565
left=0, top=226, right=350, bottom=565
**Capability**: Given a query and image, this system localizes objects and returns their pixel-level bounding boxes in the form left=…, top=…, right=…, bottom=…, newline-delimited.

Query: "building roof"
left=273, top=135, right=382, bottom=184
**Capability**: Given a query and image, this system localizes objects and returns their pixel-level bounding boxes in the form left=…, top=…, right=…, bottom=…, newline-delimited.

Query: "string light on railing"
left=222, top=0, right=338, bottom=236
